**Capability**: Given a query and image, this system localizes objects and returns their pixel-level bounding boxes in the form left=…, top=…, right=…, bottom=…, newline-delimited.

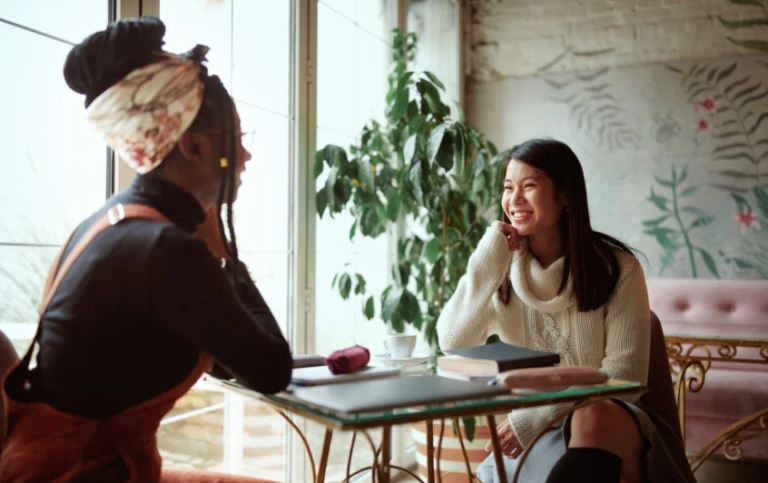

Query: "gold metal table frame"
left=665, top=335, right=768, bottom=472
left=209, top=377, right=643, bottom=483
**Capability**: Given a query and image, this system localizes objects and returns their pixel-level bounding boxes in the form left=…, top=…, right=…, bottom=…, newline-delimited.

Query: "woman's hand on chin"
left=493, top=220, right=521, bottom=251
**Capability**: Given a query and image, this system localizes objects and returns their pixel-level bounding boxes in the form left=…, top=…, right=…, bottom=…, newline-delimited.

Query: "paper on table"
left=291, top=365, right=399, bottom=386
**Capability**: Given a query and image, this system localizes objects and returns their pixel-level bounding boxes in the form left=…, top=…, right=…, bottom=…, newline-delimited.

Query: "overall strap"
left=17, top=204, right=170, bottom=375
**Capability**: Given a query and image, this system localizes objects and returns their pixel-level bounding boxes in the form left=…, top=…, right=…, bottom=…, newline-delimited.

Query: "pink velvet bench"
left=647, top=278, right=768, bottom=465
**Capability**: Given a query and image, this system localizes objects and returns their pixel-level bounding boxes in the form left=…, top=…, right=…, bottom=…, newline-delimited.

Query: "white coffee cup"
left=384, top=334, right=417, bottom=359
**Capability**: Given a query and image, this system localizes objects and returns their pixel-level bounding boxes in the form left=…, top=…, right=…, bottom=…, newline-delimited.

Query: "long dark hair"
left=497, top=138, right=632, bottom=311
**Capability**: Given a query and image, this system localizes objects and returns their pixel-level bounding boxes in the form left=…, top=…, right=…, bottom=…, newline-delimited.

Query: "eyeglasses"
left=240, top=129, right=255, bottom=153
left=191, top=128, right=255, bottom=152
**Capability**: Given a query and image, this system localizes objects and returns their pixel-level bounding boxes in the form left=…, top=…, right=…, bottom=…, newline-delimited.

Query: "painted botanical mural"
left=468, top=53, right=768, bottom=279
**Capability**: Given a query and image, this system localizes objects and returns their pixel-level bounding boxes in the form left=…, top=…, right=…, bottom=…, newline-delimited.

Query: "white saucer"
left=374, top=353, right=429, bottom=368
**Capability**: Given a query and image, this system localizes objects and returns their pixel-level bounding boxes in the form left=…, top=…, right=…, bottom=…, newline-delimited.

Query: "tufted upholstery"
left=647, top=278, right=768, bottom=460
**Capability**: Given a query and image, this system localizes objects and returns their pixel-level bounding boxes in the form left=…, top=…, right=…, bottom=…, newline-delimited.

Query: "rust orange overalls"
left=0, top=205, right=275, bottom=483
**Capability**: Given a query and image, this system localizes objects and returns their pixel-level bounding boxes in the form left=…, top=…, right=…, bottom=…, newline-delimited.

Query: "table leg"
left=426, top=420, right=435, bottom=482
left=316, top=428, right=333, bottom=483
left=380, top=425, right=392, bottom=482
left=486, top=414, right=508, bottom=483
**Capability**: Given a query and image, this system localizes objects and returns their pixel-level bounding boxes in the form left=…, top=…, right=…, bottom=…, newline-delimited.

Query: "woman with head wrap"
left=0, top=17, right=291, bottom=483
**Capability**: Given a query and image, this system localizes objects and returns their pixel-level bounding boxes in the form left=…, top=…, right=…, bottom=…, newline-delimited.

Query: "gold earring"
left=219, top=157, right=229, bottom=168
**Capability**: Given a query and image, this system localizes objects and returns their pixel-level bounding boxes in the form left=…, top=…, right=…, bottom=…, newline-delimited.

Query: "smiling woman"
left=436, top=139, right=696, bottom=483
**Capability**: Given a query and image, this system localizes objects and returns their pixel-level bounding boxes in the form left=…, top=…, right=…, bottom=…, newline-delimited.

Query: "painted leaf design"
left=753, top=186, right=768, bottom=218
left=647, top=189, right=669, bottom=211
left=670, top=59, right=768, bottom=192
left=689, top=216, right=715, bottom=229
left=644, top=227, right=678, bottom=250
left=696, top=247, right=720, bottom=278
left=544, top=68, right=636, bottom=150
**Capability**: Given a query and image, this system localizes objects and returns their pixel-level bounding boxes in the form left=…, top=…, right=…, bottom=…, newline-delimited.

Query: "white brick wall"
left=469, top=0, right=768, bottom=80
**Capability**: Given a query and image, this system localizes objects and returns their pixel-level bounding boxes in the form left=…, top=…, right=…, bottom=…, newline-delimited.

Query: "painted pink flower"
left=697, top=118, right=709, bottom=131
left=700, top=97, right=715, bottom=112
left=735, top=210, right=760, bottom=234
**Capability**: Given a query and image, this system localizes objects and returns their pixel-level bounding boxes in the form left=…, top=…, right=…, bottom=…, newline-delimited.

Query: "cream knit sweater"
left=436, top=226, right=650, bottom=448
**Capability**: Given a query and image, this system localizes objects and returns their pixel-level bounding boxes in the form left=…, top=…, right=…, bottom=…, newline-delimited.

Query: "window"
left=313, top=0, right=402, bottom=477
left=0, top=1, right=109, bottom=352
left=157, top=1, right=293, bottom=479
left=0, top=0, right=463, bottom=480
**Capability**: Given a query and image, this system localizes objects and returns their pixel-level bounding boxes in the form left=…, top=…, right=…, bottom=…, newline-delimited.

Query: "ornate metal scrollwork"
left=665, top=336, right=768, bottom=473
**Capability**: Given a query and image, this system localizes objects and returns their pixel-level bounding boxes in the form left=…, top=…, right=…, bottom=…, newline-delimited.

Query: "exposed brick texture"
left=468, top=0, right=768, bottom=80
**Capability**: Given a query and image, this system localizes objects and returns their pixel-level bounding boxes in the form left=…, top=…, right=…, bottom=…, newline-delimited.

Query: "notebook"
left=291, top=375, right=509, bottom=413
left=290, top=365, right=399, bottom=386
left=439, top=341, right=560, bottom=376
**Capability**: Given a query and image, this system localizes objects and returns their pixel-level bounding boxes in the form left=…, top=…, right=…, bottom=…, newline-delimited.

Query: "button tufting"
left=674, top=300, right=690, bottom=311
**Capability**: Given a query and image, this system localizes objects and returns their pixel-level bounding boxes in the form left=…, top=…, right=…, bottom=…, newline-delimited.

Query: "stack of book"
left=437, top=341, right=560, bottom=383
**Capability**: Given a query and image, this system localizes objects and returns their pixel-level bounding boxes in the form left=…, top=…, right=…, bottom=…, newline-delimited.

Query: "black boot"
left=545, top=447, right=622, bottom=483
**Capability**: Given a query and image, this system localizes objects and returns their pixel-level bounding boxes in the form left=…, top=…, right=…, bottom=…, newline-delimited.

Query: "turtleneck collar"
left=511, top=249, right=575, bottom=314
left=114, top=175, right=206, bottom=233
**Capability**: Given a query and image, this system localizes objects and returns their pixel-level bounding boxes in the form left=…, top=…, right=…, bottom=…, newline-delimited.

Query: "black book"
left=438, top=341, right=560, bottom=376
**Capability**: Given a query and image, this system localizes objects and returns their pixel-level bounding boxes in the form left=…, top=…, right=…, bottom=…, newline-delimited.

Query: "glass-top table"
left=209, top=375, right=644, bottom=483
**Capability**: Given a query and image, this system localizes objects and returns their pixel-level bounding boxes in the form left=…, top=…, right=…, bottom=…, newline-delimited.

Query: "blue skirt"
left=475, top=401, right=696, bottom=483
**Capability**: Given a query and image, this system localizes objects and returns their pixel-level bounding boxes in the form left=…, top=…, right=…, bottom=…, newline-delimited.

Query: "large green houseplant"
left=314, top=29, right=504, bottom=356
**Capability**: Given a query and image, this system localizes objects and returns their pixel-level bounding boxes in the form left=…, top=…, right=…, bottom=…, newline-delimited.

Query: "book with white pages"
left=435, top=367, right=497, bottom=385
left=290, top=365, right=400, bottom=386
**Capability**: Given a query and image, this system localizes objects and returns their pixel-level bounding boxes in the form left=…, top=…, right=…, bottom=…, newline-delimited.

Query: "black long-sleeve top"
left=27, top=175, right=292, bottom=419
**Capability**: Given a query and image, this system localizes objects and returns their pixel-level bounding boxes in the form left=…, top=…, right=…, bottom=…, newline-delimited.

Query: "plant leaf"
left=408, top=115, right=428, bottom=136
left=324, top=166, right=339, bottom=211
left=409, top=161, right=424, bottom=205
left=463, top=416, right=476, bottom=442
left=403, top=134, right=418, bottom=164
left=387, top=192, right=402, bottom=221
left=435, top=132, right=454, bottom=172
left=381, top=286, right=404, bottom=321
left=695, top=247, right=720, bottom=278
left=313, top=149, right=325, bottom=178
left=354, top=274, right=367, bottom=295
left=401, top=289, right=421, bottom=322
left=316, top=189, right=328, bottom=217
left=424, top=237, right=442, bottom=263
left=357, top=157, right=376, bottom=191
left=338, top=272, right=352, bottom=299
left=427, top=124, right=448, bottom=166
left=364, top=296, right=375, bottom=320
left=454, top=127, right=466, bottom=177
left=423, top=71, right=446, bottom=91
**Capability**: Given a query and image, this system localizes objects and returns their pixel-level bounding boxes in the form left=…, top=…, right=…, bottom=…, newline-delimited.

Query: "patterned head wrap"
left=85, top=51, right=206, bottom=174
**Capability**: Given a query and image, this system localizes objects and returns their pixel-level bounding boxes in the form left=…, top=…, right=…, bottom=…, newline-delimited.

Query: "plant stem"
left=671, top=174, right=698, bottom=278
